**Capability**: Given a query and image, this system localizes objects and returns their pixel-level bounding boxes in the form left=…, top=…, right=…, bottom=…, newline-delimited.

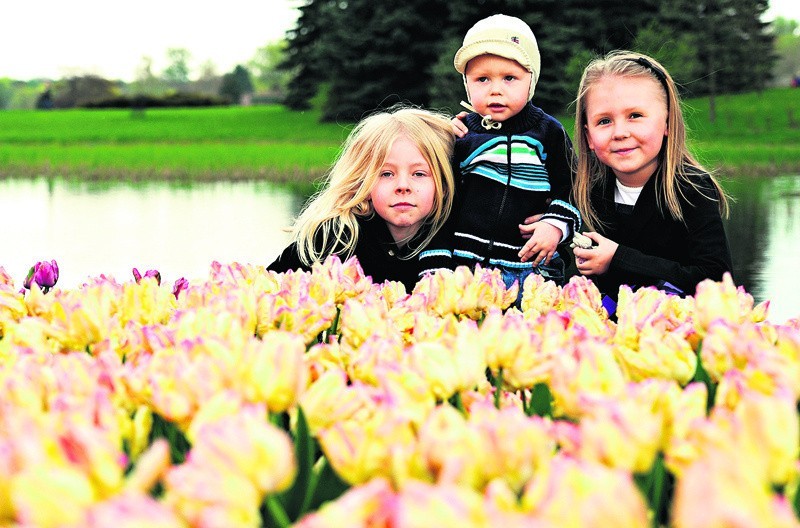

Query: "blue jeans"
left=500, top=255, right=566, bottom=307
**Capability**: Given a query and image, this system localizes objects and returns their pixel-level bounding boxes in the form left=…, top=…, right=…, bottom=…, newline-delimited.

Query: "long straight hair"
left=291, top=106, right=456, bottom=266
left=573, top=50, right=728, bottom=231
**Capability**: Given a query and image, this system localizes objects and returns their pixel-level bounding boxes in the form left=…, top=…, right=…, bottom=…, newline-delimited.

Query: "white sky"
left=0, top=0, right=797, bottom=82
left=0, top=0, right=302, bottom=81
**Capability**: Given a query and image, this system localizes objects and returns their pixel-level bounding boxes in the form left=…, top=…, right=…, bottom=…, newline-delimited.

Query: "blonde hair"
left=573, top=50, right=729, bottom=231
left=291, top=105, right=456, bottom=266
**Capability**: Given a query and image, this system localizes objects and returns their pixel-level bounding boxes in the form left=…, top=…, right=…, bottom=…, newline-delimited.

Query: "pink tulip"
left=171, top=277, right=189, bottom=298
left=132, top=267, right=161, bottom=285
left=23, top=259, right=59, bottom=292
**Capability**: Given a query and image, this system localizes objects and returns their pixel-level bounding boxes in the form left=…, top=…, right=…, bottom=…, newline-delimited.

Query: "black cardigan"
left=588, top=167, right=732, bottom=299
left=268, top=215, right=427, bottom=293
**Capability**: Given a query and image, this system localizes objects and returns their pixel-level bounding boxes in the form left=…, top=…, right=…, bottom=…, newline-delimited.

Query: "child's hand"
left=519, top=213, right=543, bottom=239
left=451, top=111, right=469, bottom=138
left=573, top=232, right=618, bottom=276
left=518, top=222, right=561, bottom=266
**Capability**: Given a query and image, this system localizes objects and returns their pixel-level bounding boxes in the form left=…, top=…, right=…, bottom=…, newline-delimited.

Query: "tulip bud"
left=172, top=277, right=189, bottom=298
left=23, top=260, right=59, bottom=292
left=132, top=268, right=161, bottom=285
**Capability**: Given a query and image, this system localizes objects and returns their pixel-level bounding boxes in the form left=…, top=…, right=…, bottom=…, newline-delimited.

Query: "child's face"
left=370, top=135, right=436, bottom=246
left=465, top=54, right=531, bottom=123
left=583, top=74, right=669, bottom=187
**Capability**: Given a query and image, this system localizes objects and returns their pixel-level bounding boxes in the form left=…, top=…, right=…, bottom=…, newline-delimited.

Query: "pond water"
left=1, top=175, right=799, bottom=323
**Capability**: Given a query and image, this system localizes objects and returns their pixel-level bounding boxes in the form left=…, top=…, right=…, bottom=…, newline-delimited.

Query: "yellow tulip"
left=392, top=480, right=490, bottom=527
left=299, top=369, right=371, bottom=435
left=412, top=404, right=486, bottom=488
left=189, top=407, right=296, bottom=494
left=468, top=400, right=555, bottom=492
left=520, top=273, right=560, bottom=317
left=237, top=332, right=307, bottom=413
left=339, top=295, right=395, bottom=349
left=694, top=272, right=755, bottom=335
left=11, top=465, right=97, bottom=528
left=312, top=255, right=374, bottom=305
left=0, top=285, right=26, bottom=338
left=294, top=478, right=395, bottom=527
left=562, top=388, right=663, bottom=474
left=522, top=454, right=649, bottom=528
left=548, top=340, right=626, bottom=419
left=164, top=463, right=262, bottom=528
left=84, top=492, right=187, bottom=528
left=319, top=411, right=416, bottom=486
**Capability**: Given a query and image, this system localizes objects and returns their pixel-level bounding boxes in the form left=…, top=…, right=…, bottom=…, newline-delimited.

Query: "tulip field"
left=1, top=257, right=799, bottom=527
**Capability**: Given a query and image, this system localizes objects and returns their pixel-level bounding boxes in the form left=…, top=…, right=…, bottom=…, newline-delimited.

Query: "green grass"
left=0, top=105, right=352, bottom=191
left=0, top=87, right=798, bottom=187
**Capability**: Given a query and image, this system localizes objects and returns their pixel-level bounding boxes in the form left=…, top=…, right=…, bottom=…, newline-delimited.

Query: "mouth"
left=487, top=103, right=506, bottom=111
left=392, top=202, right=414, bottom=209
left=613, top=147, right=636, bottom=155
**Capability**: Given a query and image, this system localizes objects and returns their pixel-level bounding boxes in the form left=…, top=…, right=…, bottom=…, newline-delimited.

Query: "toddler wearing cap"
left=420, top=14, right=581, bottom=293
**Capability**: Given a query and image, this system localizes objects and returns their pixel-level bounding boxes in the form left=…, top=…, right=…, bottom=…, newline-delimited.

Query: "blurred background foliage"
left=280, top=0, right=780, bottom=120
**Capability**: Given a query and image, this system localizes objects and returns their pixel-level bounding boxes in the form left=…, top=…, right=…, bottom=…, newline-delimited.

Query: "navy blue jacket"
left=420, top=102, right=580, bottom=274
left=268, top=215, right=427, bottom=293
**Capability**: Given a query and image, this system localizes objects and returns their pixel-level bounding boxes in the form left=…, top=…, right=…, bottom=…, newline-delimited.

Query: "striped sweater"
left=420, top=102, right=580, bottom=275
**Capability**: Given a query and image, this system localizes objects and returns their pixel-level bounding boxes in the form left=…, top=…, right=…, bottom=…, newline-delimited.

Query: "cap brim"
left=454, top=40, right=531, bottom=74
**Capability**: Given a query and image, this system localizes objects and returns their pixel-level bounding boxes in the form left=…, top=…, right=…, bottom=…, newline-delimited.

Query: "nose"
left=395, top=173, right=411, bottom=193
left=612, top=123, right=630, bottom=139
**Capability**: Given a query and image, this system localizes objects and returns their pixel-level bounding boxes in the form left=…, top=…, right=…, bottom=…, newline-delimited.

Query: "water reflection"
left=723, top=174, right=800, bottom=323
left=1, top=174, right=798, bottom=323
left=0, top=177, right=303, bottom=290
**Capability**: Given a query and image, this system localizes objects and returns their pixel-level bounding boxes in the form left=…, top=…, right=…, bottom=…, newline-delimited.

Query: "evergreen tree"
left=219, top=65, right=253, bottom=104
left=282, top=0, right=775, bottom=121
left=320, top=0, right=449, bottom=121
left=280, top=0, right=339, bottom=110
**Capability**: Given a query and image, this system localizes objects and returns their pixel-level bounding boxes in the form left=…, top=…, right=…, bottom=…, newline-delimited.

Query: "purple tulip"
left=172, top=277, right=189, bottom=298
left=132, top=268, right=161, bottom=285
left=23, top=260, right=59, bottom=293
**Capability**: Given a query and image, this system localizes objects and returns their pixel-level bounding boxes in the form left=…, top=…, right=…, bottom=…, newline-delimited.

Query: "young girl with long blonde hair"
left=269, top=106, right=456, bottom=292
left=571, top=50, right=732, bottom=307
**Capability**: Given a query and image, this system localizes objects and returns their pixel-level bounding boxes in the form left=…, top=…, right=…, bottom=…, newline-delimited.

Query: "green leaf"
left=691, top=344, right=717, bottom=413
left=304, top=456, right=351, bottom=514
left=262, top=494, right=292, bottom=528
left=148, top=413, right=190, bottom=464
left=278, top=407, right=316, bottom=520
left=634, top=454, right=673, bottom=528
left=529, top=382, right=553, bottom=417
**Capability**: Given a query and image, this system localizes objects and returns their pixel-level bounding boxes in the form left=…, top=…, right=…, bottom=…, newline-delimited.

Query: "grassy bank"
left=0, top=88, right=798, bottom=189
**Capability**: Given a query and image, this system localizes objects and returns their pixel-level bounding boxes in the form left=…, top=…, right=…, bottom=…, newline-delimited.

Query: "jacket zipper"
left=485, top=133, right=513, bottom=259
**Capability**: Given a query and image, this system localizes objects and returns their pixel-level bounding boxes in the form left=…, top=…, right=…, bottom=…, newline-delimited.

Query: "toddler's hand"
left=519, top=213, right=544, bottom=239
left=518, top=222, right=561, bottom=266
left=573, top=232, right=618, bottom=276
left=451, top=111, right=469, bottom=138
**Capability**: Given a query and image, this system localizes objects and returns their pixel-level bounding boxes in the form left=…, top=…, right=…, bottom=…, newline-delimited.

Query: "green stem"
left=264, top=495, right=291, bottom=528
left=299, top=457, right=325, bottom=516
left=520, top=389, right=529, bottom=416
left=329, top=306, right=341, bottom=336
left=453, top=391, right=466, bottom=415
left=494, top=368, right=503, bottom=409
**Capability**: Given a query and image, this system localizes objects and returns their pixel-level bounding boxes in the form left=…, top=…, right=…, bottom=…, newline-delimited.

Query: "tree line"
left=279, top=0, right=776, bottom=121
left=0, top=44, right=290, bottom=110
